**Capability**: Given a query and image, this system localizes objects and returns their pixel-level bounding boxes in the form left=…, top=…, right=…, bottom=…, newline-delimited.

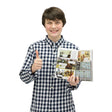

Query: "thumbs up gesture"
left=31, top=50, right=43, bottom=73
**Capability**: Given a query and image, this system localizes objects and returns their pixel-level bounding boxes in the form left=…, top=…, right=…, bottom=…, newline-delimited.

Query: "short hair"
left=42, top=7, right=66, bottom=26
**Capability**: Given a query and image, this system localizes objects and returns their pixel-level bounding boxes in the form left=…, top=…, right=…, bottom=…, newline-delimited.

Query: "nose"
left=52, top=23, right=56, bottom=28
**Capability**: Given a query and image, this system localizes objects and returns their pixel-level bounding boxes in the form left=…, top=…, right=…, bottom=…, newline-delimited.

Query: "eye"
left=47, top=22, right=52, bottom=24
left=56, top=21, right=60, bottom=24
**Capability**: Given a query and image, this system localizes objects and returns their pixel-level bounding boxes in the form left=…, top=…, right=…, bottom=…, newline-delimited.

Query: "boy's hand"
left=31, top=50, right=43, bottom=73
left=67, top=75, right=79, bottom=86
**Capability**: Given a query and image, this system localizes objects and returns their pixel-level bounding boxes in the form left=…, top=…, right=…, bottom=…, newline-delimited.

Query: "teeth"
left=51, top=30, right=58, bottom=32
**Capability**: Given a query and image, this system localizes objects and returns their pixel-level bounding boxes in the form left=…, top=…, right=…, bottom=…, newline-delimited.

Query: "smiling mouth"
left=50, top=30, right=58, bottom=33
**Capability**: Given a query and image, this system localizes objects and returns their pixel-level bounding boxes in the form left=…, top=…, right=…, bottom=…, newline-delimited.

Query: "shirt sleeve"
left=19, top=45, right=35, bottom=84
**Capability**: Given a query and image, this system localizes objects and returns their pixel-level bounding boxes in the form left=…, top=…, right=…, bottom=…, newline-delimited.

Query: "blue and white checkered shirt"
left=19, top=35, right=80, bottom=112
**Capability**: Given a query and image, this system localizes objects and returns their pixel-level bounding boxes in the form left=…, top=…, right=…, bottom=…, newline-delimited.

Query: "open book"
left=55, top=48, right=93, bottom=81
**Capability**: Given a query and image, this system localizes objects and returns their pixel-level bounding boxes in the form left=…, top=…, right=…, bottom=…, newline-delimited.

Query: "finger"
left=34, top=64, right=42, bottom=69
left=36, top=50, right=39, bottom=58
left=36, top=66, right=42, bottom=69
left=67, top=76, right=70, bottom=82
left=70, top=75, right=72, bottom=82
left=73, top=76, right=76, bottom=82
left=72, top=76, right=77, bottom=84
left=70, top=75, right=73, bottom=82
left=34, top=58, right=42, bottom=64
left=35, top=66, right=42, bottom=70
left=74, top=76, right=79, bottom=85
left=76, top=76, right=79, bottom=83
left=34, top=63, right=42, bottom=67
left=36, top=64, right=42, bottom=67
left=71, top=75, right=75, bottom=82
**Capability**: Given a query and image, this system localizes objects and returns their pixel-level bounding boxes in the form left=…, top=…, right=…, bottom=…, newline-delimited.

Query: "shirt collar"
left=45, top=35, right=65, bottom=48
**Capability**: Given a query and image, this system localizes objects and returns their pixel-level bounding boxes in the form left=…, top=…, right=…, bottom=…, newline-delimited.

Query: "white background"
left=0, top=0, right=112, bottom=112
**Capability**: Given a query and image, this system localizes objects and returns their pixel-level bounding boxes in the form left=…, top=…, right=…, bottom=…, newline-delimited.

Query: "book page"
left=55, top=48, right=93, bottom=81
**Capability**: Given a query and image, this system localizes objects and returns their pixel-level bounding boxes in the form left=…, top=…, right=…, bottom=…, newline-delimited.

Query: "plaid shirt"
left=19, top=35, right=80, bottom=112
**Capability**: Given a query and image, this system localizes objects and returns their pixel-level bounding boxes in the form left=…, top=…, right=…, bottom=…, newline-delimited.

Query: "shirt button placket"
left=49, top=86, right=54, bottom=112
left=51, top=44, right=56, bottom=78
left=49, top=43, right=56, bottom=111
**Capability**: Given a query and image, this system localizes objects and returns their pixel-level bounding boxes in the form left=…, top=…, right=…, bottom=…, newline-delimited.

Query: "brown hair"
left=42, top=7, right=66, bottom=26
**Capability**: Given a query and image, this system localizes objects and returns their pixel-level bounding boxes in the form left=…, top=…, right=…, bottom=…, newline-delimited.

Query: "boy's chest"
left=38, top=45, right=58, bottom=68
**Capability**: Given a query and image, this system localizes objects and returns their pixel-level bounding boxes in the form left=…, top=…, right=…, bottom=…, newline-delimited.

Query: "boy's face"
left=45, top=19, right=63, bottom=41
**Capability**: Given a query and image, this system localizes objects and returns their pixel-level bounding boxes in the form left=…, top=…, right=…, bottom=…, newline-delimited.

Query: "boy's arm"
left=19, top=45, right=35, bottom=84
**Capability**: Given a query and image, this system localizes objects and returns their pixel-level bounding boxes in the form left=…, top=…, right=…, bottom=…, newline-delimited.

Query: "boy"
left=19, top=7, right=80, bottom=112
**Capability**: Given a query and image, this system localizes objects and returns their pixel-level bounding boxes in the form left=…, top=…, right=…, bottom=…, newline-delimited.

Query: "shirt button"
left=53, top=51, right=56, bottom=54
left=50, top=97, right=53, bottom=100
left=52, top=73, right=55, bottom=77
left=50, top=87, right=54, bottom=89
left=52, top=63, right=56, bottom=66
left=50, top=74, right=55, bottom=78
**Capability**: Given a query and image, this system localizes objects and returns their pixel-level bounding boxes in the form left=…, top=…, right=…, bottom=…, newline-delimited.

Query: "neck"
left=48, top=35, right=61, bottom=43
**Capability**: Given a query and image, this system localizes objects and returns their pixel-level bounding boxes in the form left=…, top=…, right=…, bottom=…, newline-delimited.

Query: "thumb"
left=36, top=50, right=39, bottom=58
